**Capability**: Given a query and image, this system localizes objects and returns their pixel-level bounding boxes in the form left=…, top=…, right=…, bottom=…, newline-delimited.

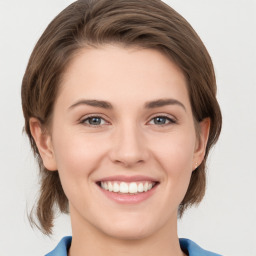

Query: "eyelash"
left=80, top=114, right=176, bottom=127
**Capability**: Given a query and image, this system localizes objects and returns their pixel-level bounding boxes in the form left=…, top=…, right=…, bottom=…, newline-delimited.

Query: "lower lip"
left=98, top=185, right=158, bottom=204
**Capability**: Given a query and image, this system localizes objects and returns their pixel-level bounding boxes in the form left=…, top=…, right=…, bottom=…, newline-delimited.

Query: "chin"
left=97, top=215, right=158, bottom=241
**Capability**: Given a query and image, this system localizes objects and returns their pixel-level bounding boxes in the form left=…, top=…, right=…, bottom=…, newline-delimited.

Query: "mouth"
left=95, top=176, right=159, bottom=204
left=97, top=181, right=158, bottom=194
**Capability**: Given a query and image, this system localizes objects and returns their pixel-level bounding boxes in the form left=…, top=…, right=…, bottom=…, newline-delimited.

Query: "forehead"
left=57, top=44, right=190, bottom=110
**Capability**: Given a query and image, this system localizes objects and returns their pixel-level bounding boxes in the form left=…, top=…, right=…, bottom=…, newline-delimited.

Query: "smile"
left=96, top=176, right=159, bottom=204
left=100, top=181, right=156, bottom=194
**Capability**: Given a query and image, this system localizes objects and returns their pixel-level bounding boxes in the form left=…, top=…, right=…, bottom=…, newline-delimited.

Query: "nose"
left=109, top=123, right=149, bottom=168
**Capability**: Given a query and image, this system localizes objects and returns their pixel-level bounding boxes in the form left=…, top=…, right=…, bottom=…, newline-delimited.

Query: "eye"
left=81, top=116, right=108, bottom=126
left=148, top=115, right=176, bottom=125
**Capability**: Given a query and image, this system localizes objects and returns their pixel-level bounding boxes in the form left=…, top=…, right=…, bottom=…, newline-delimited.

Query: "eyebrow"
left=144, top=98, right=186, bottom=111
left=68, top=99, right=113, bottom=110
left=68, top=98, right=186, bottom=111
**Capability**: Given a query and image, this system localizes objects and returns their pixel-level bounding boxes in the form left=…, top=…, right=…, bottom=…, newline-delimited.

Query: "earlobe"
left=193, top=118, right=211, bottom=168
left=29, top=117, right=57, bottom=171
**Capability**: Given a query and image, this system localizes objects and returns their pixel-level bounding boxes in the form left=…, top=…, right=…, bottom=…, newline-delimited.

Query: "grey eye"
left=82, top=116, right=107, bottom=126
left=153, top=116, right=168, bottom=125
left=148, top=116, right=175, bottom=125
left=88, top=117, right=102, bottom=125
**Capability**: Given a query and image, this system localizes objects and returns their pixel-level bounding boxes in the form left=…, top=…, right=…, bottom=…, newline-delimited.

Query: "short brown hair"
left=21, top=0, right=222, bottom=235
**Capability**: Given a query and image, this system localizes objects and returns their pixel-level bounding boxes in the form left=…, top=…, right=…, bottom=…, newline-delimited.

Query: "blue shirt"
left=45, top=236, right=222, bottom=256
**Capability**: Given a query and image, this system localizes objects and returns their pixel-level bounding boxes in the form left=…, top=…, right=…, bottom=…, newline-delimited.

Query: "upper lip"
left=96, top=175, right=159, bottom=183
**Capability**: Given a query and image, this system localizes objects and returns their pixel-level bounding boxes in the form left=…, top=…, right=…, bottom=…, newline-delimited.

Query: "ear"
left=193, top=118, right=211, bottom=169
left=29, top=117, right=57, bottom=171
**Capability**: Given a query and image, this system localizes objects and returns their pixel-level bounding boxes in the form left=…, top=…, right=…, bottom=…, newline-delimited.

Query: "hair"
left=21, top=0, right=222, bottom=235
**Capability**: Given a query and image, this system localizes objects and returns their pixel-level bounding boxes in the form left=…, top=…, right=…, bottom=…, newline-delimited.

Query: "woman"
left=21, top=0, right=222, bottom=255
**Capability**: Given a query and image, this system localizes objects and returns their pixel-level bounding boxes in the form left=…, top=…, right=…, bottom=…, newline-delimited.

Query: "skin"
left=30, top=45, right=210, bottom=256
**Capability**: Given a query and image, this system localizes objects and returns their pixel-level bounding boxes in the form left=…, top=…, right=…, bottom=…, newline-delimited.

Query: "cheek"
left=151, top=131, right=196, bottom=198
left=52, top=132, right=107, bottom=179
left=51, top=134, right=106, bottom=206
left=151, top=131, right=196, bottom=173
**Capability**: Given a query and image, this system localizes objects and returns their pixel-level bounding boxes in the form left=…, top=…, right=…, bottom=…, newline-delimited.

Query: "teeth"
left=108, top=182, right=113, bottom=192
left=120, top=182, right=129, bottom=193
left=100, top=181, right=155, bottom=194
left=129, top=182, right=137, bottom=193
left=144, top=182, right=148, bottom=192
left=138, top=183, right=144, bottom=192
left=113, top=182, right=119, bottom=192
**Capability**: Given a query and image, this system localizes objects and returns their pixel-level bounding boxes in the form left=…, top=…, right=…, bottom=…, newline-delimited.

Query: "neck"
left=68, top=208, right=185, bottom=256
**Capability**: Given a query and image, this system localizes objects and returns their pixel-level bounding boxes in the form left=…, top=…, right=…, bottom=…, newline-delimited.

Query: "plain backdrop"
left=0, top=0, right=255, bottom=255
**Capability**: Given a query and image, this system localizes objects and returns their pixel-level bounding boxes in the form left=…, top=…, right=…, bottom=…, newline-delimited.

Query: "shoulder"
left=179, top=238, right=223, bottom=256
left=45, top=236, right=72, bottom=256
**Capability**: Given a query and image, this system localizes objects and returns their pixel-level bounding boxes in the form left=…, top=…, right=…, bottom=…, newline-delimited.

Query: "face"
left=32, top=45, right=209, bottom=240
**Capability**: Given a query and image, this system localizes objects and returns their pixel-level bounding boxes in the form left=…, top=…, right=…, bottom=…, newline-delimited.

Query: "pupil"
left=155, top=117, right=166, bottom=124
left=89, top=117, right=101, bottom=125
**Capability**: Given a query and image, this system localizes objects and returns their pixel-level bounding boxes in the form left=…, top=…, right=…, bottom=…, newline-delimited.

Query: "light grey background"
left=0, top=1, right=255, bottom=255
